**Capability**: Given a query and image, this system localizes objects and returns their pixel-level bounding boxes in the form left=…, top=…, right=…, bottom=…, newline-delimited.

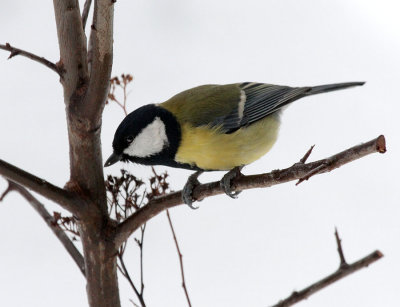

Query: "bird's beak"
left=104, top=152, right=122, bottom=167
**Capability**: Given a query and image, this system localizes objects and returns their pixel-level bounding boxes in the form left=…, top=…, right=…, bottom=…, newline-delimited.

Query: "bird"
left=104, top=81, right=364, bottom=208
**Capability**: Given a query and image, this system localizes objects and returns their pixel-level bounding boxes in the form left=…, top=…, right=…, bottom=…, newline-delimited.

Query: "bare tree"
left=0, top=1, right=386, bottom=307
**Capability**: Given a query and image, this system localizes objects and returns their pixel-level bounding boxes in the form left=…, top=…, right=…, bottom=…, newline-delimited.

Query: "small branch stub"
left=299, top=145, right=315, bottom=164
left=335, top=228, right=347, bottom=268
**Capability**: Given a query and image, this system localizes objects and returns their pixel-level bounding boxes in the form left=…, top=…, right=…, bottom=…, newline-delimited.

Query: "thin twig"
left=0, top=180, right=85, bottom=276
left=270, top=236, right=383, bottom=307
left=81, top=0, right=92, bottom=30
left=166, top=210, right=192, bottom=307
left=117, top=253, right=146, bottom=307
left=113, top=97, right=127, bottom=115
left=108, top=74, right=133, bottom=116
left=122, top=79, right=128, bottom=115
left=129, top=299, right=140, bottom=307
left=296, top=163, right=327, bottom=185
left=0, top=43, right=63, bottom=76
left=133, top=225, right=146, bottom=297
left=150, top=167, right=191, bottom=304
left=335, top=228, right=347, bottom=268
left=0, top=181, right=13, bottom=201
left=299, top=145, right=315, bottom=164
left=114, top=135, right=387, bottom=249
left=139, top=224, right=146, bottom=295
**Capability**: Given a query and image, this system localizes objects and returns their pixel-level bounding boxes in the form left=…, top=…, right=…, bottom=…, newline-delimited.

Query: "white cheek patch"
left=123, top=117, right=169, bottom=158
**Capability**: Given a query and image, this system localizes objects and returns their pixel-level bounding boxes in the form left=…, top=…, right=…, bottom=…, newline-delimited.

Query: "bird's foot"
left=182, top=170, right=203, bottom=209
left=220, top=166, right=244, bottom=199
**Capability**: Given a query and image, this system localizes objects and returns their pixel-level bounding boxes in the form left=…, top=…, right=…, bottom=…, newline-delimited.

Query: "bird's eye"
left=126, top=136, right=134, bottom=143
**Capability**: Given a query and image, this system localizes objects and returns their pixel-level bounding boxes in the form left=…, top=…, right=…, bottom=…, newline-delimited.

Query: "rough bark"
left=80, top=220, right=121, bottom=307
left=52, top=1, right=119, bottom=306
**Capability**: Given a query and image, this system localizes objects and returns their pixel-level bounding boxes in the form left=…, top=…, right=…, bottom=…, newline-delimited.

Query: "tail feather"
left=306, top=82, right=365, bottom=96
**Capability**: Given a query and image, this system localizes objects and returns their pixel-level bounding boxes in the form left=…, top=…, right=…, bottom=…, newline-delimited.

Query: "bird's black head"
left=104, top=104, right=182, bottom=168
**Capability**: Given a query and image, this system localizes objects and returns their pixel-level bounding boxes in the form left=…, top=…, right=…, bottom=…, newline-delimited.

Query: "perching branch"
left=0, top=43, right=63, bottom=76
left=0, top=180, right=85, bottom=276
left=114, top=135, right=386, bottom=249
left=166, top=210, right=192, bottom=307
left=270, top=230, right=383, bottom=307
left=0, top=159, right=82, bottom=215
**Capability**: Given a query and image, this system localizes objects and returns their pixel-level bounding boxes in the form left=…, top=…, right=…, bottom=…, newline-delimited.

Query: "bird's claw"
left=182, top=171, right=203, bottom=209
left=220, top=166, right=243, bottom=199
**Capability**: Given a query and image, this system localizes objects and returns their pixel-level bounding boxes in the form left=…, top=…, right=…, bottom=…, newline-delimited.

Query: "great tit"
left=105, top=81, right=364, bottom=208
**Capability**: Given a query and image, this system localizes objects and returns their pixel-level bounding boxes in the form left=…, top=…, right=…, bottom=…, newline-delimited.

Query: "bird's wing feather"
left=212, top=83, right=310, bottom=132
left=161, top=83, right=310, bottom=133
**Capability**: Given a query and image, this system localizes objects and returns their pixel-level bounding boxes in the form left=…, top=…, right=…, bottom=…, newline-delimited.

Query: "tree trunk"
left=52, top=0, right=117, bottom=305
left=80, top=217, right=120, bottom=307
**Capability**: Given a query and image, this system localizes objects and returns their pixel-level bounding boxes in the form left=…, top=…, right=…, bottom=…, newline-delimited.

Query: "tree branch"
left=0, top=43, right=63, bottom=76
left=83, top=0, right=114, bottom=124
left=0, top=159, right=82, bottom=215
left=166, top=210, right=192, bottom=307
left=114, top=135, right=386, bottom=249
left=0, top=180, right=85, bottom=276
left=270, top=231, right=383, bottom=307
left=81, top=0, right=93, bottom=30
left=54, top=0, right=109, bottom=216
left=53, top=0, right=88, bottom=100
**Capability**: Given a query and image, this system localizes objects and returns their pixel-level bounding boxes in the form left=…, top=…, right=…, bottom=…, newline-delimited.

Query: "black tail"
left=306, top=82, right=365, bottom=96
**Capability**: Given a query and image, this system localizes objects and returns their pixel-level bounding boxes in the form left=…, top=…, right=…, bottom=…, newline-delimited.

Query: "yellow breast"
left=175, top=115, right=281, bottom=170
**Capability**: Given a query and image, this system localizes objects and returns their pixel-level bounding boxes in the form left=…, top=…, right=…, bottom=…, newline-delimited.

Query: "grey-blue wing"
left=212, top=83, right=310, bottom=133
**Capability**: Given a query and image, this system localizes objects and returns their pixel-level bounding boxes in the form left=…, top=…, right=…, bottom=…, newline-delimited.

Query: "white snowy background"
left=0, top=0, right=399, bottom=306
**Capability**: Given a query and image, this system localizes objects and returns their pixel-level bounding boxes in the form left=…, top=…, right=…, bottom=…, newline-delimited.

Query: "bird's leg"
left=220, top=166, right=244, bottom=199
left=182, top=170, right=204, bottom=209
